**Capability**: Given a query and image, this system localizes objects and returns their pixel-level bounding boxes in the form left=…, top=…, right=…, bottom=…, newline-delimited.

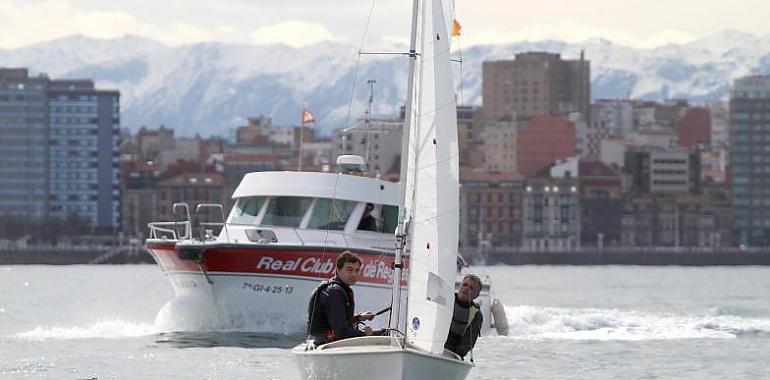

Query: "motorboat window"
left=229, top=196, right=266, bottom=225
left=261, top=196, right=313, bottom=228
left=307, top=198, right=357, bottom=231
left=357, top=203, right=378, bottom=231
left=380, top=205, right=399, bottom=234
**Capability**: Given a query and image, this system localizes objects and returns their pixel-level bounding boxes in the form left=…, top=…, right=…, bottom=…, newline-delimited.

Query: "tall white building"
left=0, top=68, right=121, bottom=230
left=48, top=79, right=121, bottom=229
left=730, top=75, right=770, bottom=246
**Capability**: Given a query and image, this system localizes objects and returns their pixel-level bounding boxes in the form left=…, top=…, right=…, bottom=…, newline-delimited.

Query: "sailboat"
left=293, top=0, right=472, bottom=378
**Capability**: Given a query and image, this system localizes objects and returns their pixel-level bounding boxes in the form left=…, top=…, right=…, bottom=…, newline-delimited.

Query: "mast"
left=365, top=79, right=376, bottom=165
left=298, top=109, right=306, bottom=171
left=389, top=0, right=420, bottom=334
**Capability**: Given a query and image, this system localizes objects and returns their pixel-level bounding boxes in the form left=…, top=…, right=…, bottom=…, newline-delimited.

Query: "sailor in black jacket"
left=444, top=274, right=483, bottom=359
left=308, top=251, right=374, bottom=345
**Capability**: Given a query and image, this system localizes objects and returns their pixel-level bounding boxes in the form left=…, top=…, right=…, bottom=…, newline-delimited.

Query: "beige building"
left=332, top=119, right=403, bottom=175
left=480, top=120, right=518, bottom=173
left=136, top=126, right=175, bottom=161
left=481, top=52, right=590, bottom=122
left=649, top=149, right=696, bottom=194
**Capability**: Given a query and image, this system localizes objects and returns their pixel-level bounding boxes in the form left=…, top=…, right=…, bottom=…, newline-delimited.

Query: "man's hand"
left=358, top=311, right=375, bottom=321
left=363, top=326, right=373, bottom=335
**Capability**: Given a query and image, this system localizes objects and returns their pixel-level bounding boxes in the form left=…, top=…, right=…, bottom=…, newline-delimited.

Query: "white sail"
left=403, top=0, right=459, bottom=355
left=294, top=0, right=471, bottom=378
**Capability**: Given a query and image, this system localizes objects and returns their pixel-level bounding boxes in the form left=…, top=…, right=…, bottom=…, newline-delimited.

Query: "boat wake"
left=501, top=305, right=770, bottom=341
left=153, top=294, right=305, bottom=334
left=12, top=320, right=155, bottom=341
left=153, top=294, right=222, bottom=332
left=154, top=331, right=305, bottom=349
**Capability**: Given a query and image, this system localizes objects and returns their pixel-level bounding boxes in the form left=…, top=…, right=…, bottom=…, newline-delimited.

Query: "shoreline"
left=2, top=247, right=770, bottom=266
left=487, top=250, right=770, bottom=266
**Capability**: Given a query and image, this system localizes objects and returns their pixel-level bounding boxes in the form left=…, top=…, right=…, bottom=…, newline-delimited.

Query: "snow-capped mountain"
left=1, top=31, right=769, bottom=136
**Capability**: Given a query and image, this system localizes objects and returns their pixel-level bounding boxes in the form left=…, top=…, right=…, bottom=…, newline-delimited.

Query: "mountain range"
left=1, top=31, right=769, bottom=136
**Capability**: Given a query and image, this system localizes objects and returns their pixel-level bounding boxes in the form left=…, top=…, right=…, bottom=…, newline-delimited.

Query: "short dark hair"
left=336, top=250, right=362, bottom=270
left=463, top=274, right=482, bottom=297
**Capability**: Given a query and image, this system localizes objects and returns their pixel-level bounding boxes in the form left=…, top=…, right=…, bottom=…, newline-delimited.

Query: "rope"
left=308, top=0, right=378, bottom=345
left=340, top=0, right=378, bottom=134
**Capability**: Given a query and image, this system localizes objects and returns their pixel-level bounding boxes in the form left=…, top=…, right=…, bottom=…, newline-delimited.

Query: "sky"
left=1, top=0, right=769, bottom=50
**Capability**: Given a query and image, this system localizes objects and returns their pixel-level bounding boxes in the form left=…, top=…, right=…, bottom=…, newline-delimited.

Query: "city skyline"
left=1, top=0, right=769, bottom=49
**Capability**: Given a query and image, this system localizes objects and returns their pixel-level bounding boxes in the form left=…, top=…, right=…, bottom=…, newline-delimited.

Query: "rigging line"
left=409, top=118, right=459, bottom=169
left=411, top=109, right=448, bottom=156
left=359, top=51, right=415, bottom=56
left=413, top=33, right=452, bottom=65
left=414, top=99, right=457, bottom=120
left=342, top=0, right=378, bottom=132
left=456, top=34, right=464, bottom=106
left=415, top=152, right=460, bottom=172
left=411, top=144, right=459, bottom=172
left=410, top=205, right=460, bottom=227
left=306, top=171, right=345, bottom=341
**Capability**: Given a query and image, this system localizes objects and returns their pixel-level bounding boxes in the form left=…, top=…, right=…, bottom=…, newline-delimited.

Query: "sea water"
left=1, top=264, right=769, bottom=379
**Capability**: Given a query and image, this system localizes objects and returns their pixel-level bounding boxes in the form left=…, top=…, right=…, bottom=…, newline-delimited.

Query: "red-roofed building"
left=578, top=160, right=624, bottom=197
left=578, top=160, right=625, bottom=247
left=157, top=172, right=226, bottom=222
left=459, top=170, right=525, bottom=255
left=516, top=116, right=576, bottom=178
left=120, top=159, right=162, bottom=239
left=677, top=107, right=711, bottom=148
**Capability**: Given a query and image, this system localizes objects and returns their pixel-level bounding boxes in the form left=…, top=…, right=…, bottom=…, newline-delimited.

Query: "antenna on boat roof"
left=336, top=154, right=367, bottom=175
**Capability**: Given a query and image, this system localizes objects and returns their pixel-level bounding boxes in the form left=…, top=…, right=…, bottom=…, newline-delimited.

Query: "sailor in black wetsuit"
left=444, top=274, right=483, bottom=359
left=307, top=251, right=375, bottom=345
left=357, top=203, right=378, bottom=231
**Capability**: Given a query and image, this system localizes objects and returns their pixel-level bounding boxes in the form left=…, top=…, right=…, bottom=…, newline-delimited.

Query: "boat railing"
left=147, top=221, right=189, bottom=240
left=195, top=203, right=230, bottom=242
left=147, top=202, right=193, bottom=240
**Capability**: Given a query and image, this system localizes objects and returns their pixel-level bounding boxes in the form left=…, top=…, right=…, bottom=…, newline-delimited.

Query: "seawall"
left=0, top=247, right=154, bottom=265
left=488, top=250, right=770, bottom=266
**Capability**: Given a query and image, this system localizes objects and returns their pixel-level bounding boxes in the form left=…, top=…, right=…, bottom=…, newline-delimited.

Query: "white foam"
left=13, top=320, right=156, bottom=341
left=501, top=305, right=770, bottom=341
left=153, top=294, right=223, bottom=332
left=152, top=294, right=305, bottom=334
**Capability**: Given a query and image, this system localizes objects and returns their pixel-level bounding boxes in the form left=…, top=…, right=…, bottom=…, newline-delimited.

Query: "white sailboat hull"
left=293, top=337, right=472, bottom=380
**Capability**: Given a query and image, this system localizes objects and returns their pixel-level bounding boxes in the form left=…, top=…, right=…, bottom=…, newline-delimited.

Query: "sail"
left=403, top=0, right=459, bottom=355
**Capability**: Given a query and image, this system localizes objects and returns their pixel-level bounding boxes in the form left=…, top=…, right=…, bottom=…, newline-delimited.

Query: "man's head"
left=458, top=274, right=482, bottom=302
left=364, top=203, right=374, bottom=214
left=336, top=250, right=363, bottom=286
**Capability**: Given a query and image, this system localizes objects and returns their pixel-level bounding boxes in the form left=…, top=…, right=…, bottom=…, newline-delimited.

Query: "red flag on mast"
left=302, top=109, right=316, bottom=125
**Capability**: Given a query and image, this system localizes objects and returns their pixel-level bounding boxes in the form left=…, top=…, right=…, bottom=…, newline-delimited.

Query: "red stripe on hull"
left=146, top=242, right=408, bottom=286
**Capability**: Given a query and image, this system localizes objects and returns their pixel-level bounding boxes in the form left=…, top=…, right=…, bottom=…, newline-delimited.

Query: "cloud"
left=249, top=21, right=336, bottom=47
left=0, top=0, right=760, bottom=50
left=0, top=0, right=237, bottom=48
left=0, top=0, right=135, bottom=48
left=461, top=21, right=696, bottom=49
left=0, top=1, right=338, bottom=49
